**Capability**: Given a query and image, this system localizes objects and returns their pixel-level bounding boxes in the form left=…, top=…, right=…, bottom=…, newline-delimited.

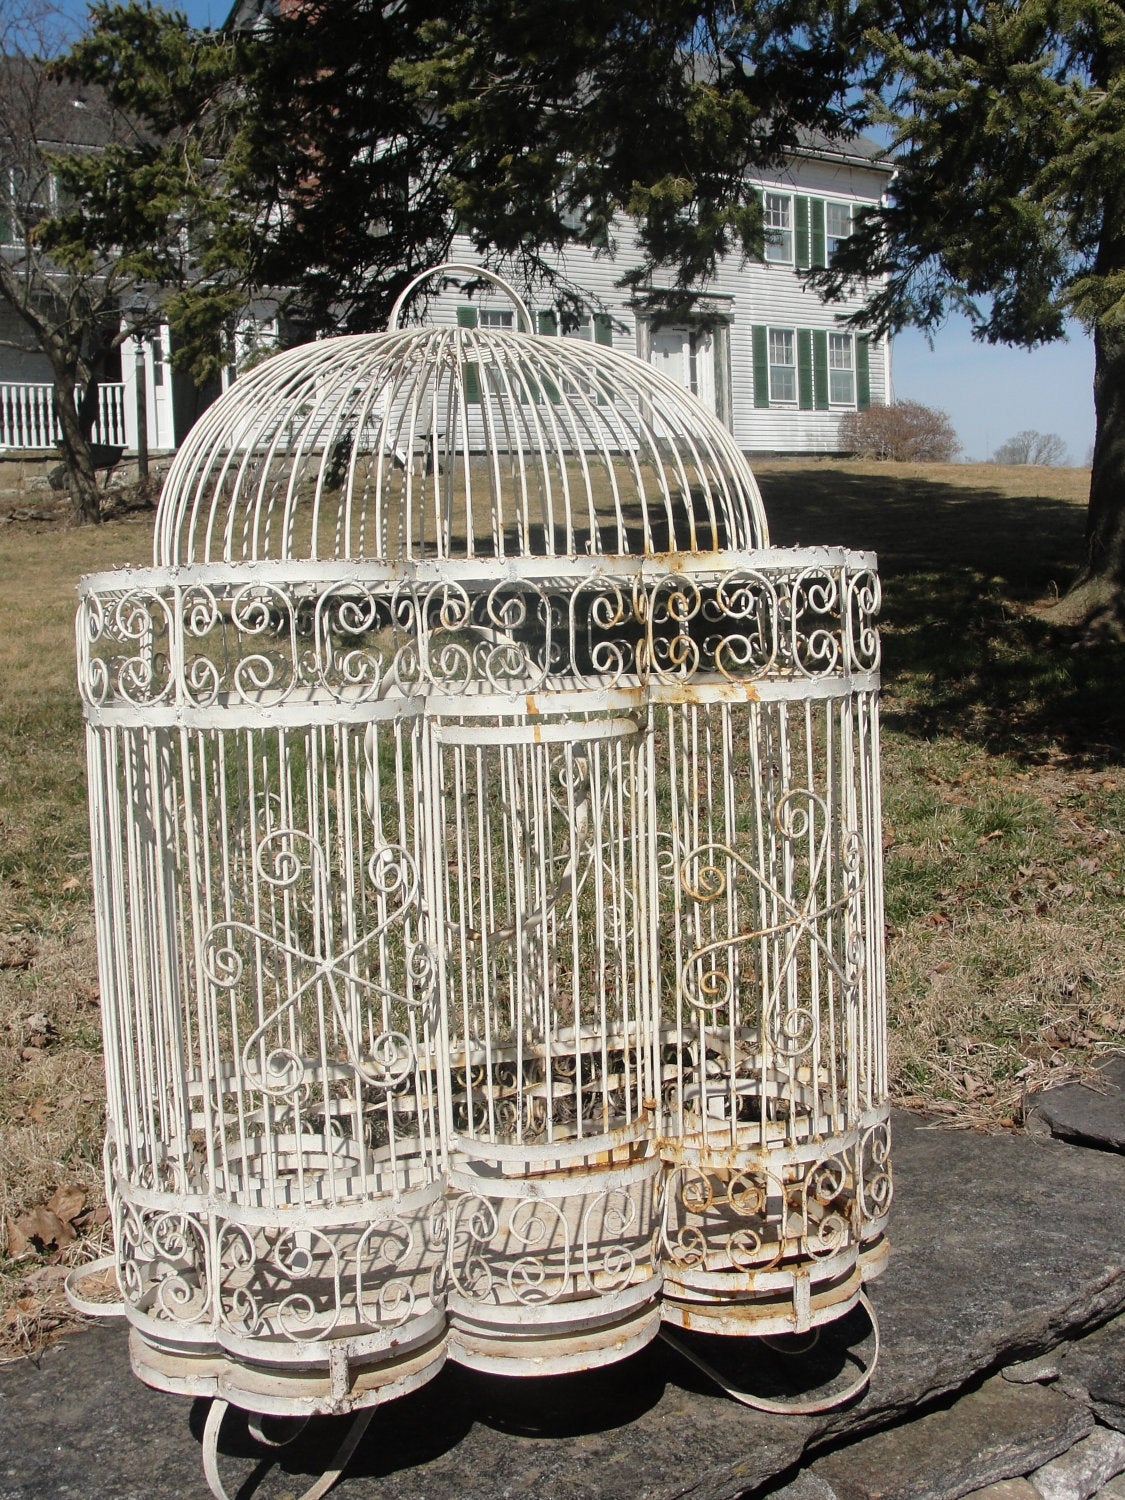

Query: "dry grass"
left=0, top=499, right=153, bottom=1357
left=758, top=457, right=1125, bottom=1126
left=1, top=457, right=1123, bottom=1352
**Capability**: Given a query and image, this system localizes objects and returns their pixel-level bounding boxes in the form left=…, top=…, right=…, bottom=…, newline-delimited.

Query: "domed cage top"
left=76, top=265, right=890, bottom=1493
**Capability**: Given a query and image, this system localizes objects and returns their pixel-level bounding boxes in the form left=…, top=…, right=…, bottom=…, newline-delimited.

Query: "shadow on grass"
left=759, top=466, right=1125, bottom=767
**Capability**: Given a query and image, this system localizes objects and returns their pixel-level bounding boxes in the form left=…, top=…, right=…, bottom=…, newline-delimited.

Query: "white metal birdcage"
left=76, top=264, right=890, bottom=1496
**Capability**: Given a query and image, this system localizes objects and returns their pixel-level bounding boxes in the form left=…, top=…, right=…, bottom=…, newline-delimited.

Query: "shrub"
left=839, top=400, right=961, bottom=462
left=992, top=430, right=1069, bottom=466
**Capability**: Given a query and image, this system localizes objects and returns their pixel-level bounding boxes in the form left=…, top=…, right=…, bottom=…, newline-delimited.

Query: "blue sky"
left=893, top=317, right=1094, bottom=466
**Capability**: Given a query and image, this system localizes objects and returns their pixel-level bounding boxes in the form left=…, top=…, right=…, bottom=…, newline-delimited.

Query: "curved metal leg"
left=660, top=1290, right=880, bottom=1416
left=247, top=1412, right=313, bottom=1448
left=64, top=1254, right=125, bottom=1319
left=202, top=1398, right=375, bottom=1500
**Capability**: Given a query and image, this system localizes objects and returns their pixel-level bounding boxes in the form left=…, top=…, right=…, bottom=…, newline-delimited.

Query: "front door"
left=649, top=325, right=716, bottom=414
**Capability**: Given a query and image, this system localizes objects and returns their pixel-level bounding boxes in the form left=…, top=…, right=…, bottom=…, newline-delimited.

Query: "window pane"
left=772, top=366, right=797, bottom=402
left=764, top=192, right=793, bottom=262
left=826, top=202, right=851, bottom=261
left=829, top=333, right=854, bottom=403
left=479, top=309, right=514, bottom=329
left=768, top=328, right=796, bottom=402
left=829, top=368, right=854, bottom=403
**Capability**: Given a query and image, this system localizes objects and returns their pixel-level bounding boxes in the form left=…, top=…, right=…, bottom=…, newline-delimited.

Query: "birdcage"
left=75, top=264, right=889, bottom=1495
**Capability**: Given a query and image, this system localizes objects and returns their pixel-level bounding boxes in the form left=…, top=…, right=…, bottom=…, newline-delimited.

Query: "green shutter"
left=797, top=330, right=814, bottom=410
left=856, top=335, right=871, bottom=410
left=811, top=198, right=827, bottom=270
left=457, top=306, right=480, bottom=402
left=812, top=330, right=829, bottom=410
left=592, top=315, right=613, bottom=400
left=752, top=325, right=770, bottom=408
left=795, top=195, right=810, bottom=270
left=535, top=310, right=560, bottom=403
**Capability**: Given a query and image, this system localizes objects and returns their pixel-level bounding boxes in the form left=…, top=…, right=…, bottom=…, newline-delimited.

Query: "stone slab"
left=768, top=1477, right=839, bottom=1500
left=1057, top=1315, right=1125, bottom=1432
left=1030, top=1430, right=1125, bottom=1500
left=963, top=1484, right=1041, bottom=1500
left=1028, top=1057, right=1125, bottom=1153
left=2, top=1114, right=1125, bottom=1500
left=805, top=1374, right=1092, bottom=1500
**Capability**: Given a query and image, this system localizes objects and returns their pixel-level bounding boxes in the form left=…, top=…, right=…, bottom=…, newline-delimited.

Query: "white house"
left=421, top=133, right=893, bottom=455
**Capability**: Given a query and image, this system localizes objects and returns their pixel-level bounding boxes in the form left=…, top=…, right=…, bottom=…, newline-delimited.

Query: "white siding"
left=428, top=150, right=892, bottom=456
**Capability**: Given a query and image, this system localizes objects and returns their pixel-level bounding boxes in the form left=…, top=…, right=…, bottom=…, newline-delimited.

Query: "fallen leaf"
left=45, top=1185, right=85, bottom=1226
left=5, top=1216, right=32, bottom=1258
left=20, top=1263, right=68, bottom=1293
left=10, top=1207, right=74, bottom=1252
left=74, top=1205, right=110, bottom=1230
left=26, top=1098, right=54, bottom=1125
left=59, top=876, right=82, bottom=894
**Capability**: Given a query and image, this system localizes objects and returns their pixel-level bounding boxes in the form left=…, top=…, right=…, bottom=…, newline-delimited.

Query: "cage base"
left=661, top=1256, right=865, bottom=1341
left=127, top=1325, right=447, bottom=1418
left=449, top=1300, right=662, bottom=1376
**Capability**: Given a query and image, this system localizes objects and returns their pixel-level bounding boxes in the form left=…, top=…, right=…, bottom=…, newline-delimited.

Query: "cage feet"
left=660, top=1290, right=880, bottom=1416
left=64, top=1254, right=125, bottom=1319
left=202, top=1398, right=375, bottom=1500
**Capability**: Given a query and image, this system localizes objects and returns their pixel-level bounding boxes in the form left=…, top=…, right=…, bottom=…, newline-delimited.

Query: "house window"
left=764, top=193, right=793, bottom=263
left=829, top=332, right=855, bottom=404
left=826, top=202, right=852, bottom=262
left=768, top=328, right=797, bottom=402
left=479, top=308, right=514, bottom=330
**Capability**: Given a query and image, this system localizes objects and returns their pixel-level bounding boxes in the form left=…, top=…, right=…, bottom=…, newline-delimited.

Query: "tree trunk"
left=1050, top=322, right=1125, bottom=633
left=52, top=372, right=102, bottom=525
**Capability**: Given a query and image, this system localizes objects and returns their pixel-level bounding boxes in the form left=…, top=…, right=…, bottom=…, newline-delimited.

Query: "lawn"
left=1, top=459, right=1123, bottom=1352
left=757, top=459, right=1125, bottom=1121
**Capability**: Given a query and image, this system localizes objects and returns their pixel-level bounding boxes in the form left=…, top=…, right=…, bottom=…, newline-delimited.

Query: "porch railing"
left=0, top=382, right=128, bottom=451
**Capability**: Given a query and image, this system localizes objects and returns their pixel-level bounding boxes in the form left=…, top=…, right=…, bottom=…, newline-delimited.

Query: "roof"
left=796, top=126, right=895, bottom=172
left=0, top=55, right=119, bottom=151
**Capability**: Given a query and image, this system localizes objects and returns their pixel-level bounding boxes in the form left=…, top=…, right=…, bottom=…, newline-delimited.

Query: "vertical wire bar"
left=824, top=700, right=840, bottom=1132
left=840, top=692, right=860, bottom=1121
left=804, top=696, right=820, bottom=1147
